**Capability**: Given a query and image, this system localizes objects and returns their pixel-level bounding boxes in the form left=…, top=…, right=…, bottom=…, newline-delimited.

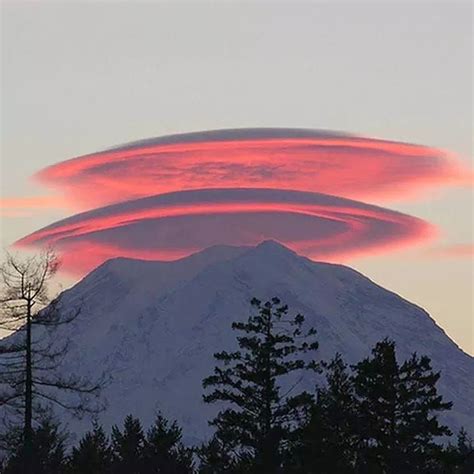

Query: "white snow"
left=4, top=241, right=473, bottom=442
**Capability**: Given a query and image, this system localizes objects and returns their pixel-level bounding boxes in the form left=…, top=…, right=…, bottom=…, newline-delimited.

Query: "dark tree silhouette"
left=290, top=353, right=360, bottom=473
left=197, top=436, right=238, bottom=473
left=442, top=428, right=474, bottom=473
left=455, top=428, right=474, bottom=473
left=68, top=422, right=113, bottom=473
left=202, top=297, right=319, bottom=473
left=111, top=415, right=146, bottom=474
left=142, top=413, right=194, bottom=473
left=1, top=416, right=67, bottom=474
left=0, top=251, right=104, bottom=473
left=353, top=339, right=452, bottom=473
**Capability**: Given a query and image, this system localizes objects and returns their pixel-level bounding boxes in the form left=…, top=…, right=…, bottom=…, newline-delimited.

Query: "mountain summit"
left=17, top=242, right=474, bottom=440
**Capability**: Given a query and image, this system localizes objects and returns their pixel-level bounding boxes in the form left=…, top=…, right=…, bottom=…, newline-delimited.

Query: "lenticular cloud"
left=37, top=128, right=465, bottom=208
left=16, top=188, right=434, bottom=274
left=17, top=128, right=467, bottom=275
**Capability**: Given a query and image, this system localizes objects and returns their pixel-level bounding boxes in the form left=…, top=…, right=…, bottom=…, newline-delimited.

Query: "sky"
left=1, top=1, right=472, bottom=353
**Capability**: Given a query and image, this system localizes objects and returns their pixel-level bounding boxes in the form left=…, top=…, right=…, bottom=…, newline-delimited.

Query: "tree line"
left=0, top=254, right=472, bottom=473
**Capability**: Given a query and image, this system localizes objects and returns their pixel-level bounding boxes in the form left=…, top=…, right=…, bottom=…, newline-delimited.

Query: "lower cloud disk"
left=15, top=188, right=435, bottom=275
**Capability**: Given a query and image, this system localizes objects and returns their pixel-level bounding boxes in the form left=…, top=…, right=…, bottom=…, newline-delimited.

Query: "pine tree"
left=352, top=339, right=400, bottom=471
left=353, top=339, right=452, bottom=473
left=197, top=436, right=239, bottom=474
left=397, top=351, right=453, bottom=469
left=142, top=413, right=194, bottom=473
left=2, top=416, right=67, bottom=474
left=202, top=297, right=319, bottom=473
left=111, top=415, right=145, bottom=474
left=427, top=428, right=474, bottom=473
left=68, top=422, right=113, bottom=473
left=290, top=353, right=359, bottom=473
left=456, top=428, right=474, bottom=474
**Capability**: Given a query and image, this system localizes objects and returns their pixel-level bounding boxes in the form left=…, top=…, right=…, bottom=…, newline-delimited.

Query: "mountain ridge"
left=3, top=241, right=473, bottom=442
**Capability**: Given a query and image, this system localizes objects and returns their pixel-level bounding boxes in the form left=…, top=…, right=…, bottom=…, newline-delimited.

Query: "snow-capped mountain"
left=8, top=241, right=474, bottom=441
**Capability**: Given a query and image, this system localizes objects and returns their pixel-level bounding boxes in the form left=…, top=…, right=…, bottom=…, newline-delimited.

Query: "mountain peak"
left=253, top=240, right=297, bottom=256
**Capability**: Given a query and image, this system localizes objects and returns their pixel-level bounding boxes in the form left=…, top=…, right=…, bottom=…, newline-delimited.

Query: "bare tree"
left=0, top=250, right=104, bottom=473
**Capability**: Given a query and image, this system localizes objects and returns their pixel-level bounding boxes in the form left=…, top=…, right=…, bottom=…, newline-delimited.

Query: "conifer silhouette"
left=202, top=297, right=319, bottom=473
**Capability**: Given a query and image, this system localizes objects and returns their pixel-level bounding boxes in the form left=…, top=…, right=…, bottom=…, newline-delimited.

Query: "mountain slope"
left=5, top=241, right=473, bottom=441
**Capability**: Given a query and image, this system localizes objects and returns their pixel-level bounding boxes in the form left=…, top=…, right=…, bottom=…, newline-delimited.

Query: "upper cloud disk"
left=36, top=128, right=468, bottom=209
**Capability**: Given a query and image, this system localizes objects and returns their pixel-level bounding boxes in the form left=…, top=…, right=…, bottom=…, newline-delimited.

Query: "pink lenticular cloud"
left=35, top=128, right=469, bottom=209
left=15, top=128, right=471, bottom=275
left=16, top=188, right=436, bottom=275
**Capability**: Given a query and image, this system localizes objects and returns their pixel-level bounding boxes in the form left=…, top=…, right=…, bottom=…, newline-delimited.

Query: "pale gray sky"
left=1, top=0, right=472, bottom=352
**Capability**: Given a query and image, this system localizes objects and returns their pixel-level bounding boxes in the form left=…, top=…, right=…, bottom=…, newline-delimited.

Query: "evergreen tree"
left=2, top=416, right=67, bottom=474
left=456, top=428, right=474, bottom=473
left=142, top=413, right=194, bottom=473
left=111, top=415, right=145, bottom=474
left=353, top=339, right=402, bottom=472
left=397, top=351, right=453, bottom=469
left=353, top=339, right=452, bottom=473
left=290, top=353, right=359, bottom=473
left=202, top=297, right=319, bottom=473
left=68, top=422, right=113, bottom=473
left=197, top=435, right=239, bottom=474
left=446, top=428, right=474, bottom=474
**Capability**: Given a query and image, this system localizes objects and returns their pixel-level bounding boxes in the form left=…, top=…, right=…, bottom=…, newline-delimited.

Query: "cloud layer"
left=16, top=128, right=470, bottom=275
left=16, top=188, right=435, bottom=275
left=36, top=128, right=467, bottom=208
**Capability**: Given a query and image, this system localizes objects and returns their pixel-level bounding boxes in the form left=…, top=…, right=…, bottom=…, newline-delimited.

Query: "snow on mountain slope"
left=5, top=241, right=473, bottom=442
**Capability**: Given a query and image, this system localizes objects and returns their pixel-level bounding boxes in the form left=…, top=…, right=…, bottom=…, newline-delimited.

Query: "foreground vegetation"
left=0, top=253, right=474, bottom=474
left=1, top=291, right=472, bottom=472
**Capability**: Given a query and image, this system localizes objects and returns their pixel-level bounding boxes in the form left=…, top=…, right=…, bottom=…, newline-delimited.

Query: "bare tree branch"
left=0, top=249, right=105, bottom=468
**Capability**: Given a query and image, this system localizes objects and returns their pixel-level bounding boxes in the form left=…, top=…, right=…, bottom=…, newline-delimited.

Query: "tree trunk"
left=24, top=299, right=33, bottom=474
left=261, top=313, right=279, bottom=473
